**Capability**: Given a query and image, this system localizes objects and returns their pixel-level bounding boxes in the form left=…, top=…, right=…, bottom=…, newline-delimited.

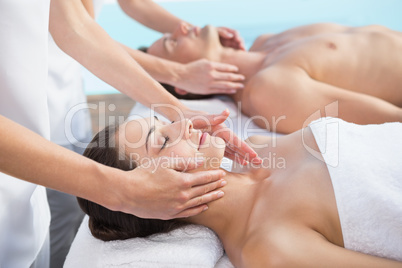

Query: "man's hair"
left=77, top=124, right=187, bottom=241
left=138, top=46, right=214, bottom=100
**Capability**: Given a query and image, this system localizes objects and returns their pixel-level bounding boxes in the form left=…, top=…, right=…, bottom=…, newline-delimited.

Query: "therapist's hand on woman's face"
left=120, top=156, right=227, bottom=220
left=179, top=108, right=262, bottom=165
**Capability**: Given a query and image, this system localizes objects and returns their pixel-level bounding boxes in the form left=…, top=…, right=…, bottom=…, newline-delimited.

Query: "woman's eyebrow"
left=145, top=125, right=156, bottom=153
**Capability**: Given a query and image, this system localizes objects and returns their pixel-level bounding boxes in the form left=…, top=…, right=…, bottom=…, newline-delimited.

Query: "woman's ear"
left=174, top=88, right=189, bottom=95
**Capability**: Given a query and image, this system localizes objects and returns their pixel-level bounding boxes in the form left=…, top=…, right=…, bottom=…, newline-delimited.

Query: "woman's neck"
left=219, top=48, right=266, bottom=81
left=186, top=169, right=262, bottom=242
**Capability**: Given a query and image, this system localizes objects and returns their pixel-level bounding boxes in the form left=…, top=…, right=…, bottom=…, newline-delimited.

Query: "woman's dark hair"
left=138, top=46, right=214, bottom=100
left=77, top=124, right=187, bottom=241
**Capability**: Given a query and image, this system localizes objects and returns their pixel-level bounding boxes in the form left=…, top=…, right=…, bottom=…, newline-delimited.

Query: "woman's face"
left=118, top=117, right=225, bottom=170
left=147, top=23, right=221, bottom=63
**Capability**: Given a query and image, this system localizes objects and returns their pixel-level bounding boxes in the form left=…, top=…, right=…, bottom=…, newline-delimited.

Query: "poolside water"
left=83, top=0, right=402, bottom=95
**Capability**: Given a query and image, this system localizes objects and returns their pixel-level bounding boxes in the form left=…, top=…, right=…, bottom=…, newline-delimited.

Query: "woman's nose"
left=184, top=119, right=194, bottom=140
left=167, top=119, right=194, bottom=141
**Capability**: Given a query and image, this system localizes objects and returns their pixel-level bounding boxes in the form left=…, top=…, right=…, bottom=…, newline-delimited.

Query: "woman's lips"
left=198, top=132, right=207, bottom=150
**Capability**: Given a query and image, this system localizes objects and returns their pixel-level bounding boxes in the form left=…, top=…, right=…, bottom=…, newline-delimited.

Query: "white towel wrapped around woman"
left=310, top=117, right=402, bottom=261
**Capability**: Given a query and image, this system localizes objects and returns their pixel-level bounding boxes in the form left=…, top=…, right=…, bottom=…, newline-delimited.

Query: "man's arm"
left=246, top=66, right=402, bottom=133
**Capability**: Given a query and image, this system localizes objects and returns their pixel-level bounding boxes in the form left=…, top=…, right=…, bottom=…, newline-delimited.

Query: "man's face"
left=148, top=23, right=220, bottom=63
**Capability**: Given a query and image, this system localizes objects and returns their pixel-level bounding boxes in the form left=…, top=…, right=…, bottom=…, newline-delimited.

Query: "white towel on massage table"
left=65, top=216, right=224, bottom=268
left=65, top=96, right=274, bottom=268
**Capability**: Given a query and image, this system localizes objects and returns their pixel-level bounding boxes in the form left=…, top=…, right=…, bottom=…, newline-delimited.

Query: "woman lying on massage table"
left=78, top=116, right=402, bottom=267
left=145, top=22, right=402, bottom=133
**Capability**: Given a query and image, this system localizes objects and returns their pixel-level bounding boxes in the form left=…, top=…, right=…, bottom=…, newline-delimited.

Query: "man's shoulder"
left=249, top=34, right=275, bottom=52
left=250, top=63, right=303, bottom=86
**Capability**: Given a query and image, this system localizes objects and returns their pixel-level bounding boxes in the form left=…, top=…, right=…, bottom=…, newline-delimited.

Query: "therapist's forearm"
left=49, top=0, right=186, bottom=119
left=0, top=115, right=122, bottom=208
left=117, top=0, right=186, bottom=34
left=120, top=43, right=188, bottom=86
left=82, top=0, right=95, bottom=18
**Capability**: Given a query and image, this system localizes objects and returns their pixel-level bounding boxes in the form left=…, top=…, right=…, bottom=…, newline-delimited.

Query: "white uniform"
left=46, top=33, right=90, bottom=268
left=47, top=34, right=92, bottom=148
left=47, top=0, right=105, bottom=155
left=46, top=1, right=104, bottom=266
left=0, top=0, right=51, bottom=267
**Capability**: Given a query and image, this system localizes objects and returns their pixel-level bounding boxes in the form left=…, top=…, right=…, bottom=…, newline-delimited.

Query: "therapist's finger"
left=217, top=27, right=246, bottom=51
left=223, top=140, right=247, bottom=164
left=208, top=88, right=240, bottom=95
left=191, top=109, right=230, bottom=128
left=210, top=80, right=245, bottom=91
left=223, top=144, right=240, bottom=161
left=160, top=157, right=204, bottom=172
left=187, top=190, right=225, bottom=209
left=225, top=144, right=249, bottom=165
left=210, top=61, right=240, bottom=73
left=212, top=71, right=245, bottom=82
left=189, top=179, right=227, bottom=199
left=224, top=37, right=246, bottom=51
left=227, top=137, right=259, bottom=164
left=215, top=127, right=262, bottom=165
left=208, top=81, right=244, bottom=93
left=208, top=83, right=245, bottom=94
left=174, top=190, right=225, bottom=218
left=174, top=205, right=208, bottom=218
left=183, top=169, right=226, bottom=188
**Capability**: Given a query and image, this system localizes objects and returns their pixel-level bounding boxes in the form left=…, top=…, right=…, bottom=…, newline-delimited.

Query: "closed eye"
left=161, top=136, right=170, bottom=151
left=159, top=120, right=174, bottom=151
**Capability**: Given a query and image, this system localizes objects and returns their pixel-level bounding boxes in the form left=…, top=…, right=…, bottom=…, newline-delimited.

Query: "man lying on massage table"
left=77, top=116, right=402, bottom=267
left=144, top=22, right=402, bottom=133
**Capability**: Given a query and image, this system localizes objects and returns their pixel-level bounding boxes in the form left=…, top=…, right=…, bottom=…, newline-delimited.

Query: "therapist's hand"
left=217, top=27, right=246, bottom=51
left=119, top=157, right=227, bottom=220
left=180, top=108, right=262, bottom=165
left=175, top=59, right=245, bottom=95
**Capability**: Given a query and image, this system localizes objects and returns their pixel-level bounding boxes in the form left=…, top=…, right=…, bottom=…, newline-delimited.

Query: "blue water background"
left=84, top=0, right=402, bottom=95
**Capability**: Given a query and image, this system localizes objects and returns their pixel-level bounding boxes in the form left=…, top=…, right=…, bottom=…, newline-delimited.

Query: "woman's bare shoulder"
left=238, top=225, right=320, bottom=268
